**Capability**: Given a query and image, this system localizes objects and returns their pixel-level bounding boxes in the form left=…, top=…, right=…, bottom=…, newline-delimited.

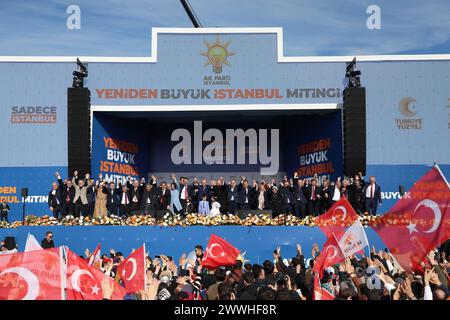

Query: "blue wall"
left=0, top=226, right=386, bottom=263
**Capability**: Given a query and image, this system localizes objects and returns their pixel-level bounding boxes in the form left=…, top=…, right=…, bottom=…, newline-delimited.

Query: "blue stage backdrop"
left=0, top=226, right=387, bottom=263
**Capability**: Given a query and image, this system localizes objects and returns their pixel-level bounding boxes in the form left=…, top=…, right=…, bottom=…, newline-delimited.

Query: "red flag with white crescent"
left=316, top=197, right=359, bottom=240
left=66, top=249, right=125, bottom=300
left=117, top=244, right=146, bottom=293
left=372, top=166, right=450, bottom=272
left=313, top=233, right=345, bottom=278
left=0, top=248, right=63, bottom=300
left=201, top=234, right=240, bottom=269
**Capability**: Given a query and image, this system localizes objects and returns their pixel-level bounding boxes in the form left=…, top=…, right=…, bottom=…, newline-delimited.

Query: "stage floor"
left=0, top=226, right=386, bottom=263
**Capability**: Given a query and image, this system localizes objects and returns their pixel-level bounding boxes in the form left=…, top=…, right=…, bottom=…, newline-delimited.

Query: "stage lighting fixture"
left=345, top=57, right=361, bottom=87
left=72, top=57, right=88, bottom=88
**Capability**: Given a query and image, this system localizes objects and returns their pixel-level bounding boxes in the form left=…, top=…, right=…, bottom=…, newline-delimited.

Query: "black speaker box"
left=343, top=87, right=366, bottom=177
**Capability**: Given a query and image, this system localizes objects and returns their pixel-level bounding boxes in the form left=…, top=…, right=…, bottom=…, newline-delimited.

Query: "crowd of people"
left=5, top=233, right=446, bottom=301
left=47, top=170, right=383, bottom=220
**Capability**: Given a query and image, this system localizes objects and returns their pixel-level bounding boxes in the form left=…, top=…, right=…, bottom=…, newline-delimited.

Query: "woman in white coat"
left=170, top=175, right=182, bottom=214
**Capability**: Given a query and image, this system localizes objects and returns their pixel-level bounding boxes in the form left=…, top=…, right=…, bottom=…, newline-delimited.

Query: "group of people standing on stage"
left=47, top=171, right=382, bottom=220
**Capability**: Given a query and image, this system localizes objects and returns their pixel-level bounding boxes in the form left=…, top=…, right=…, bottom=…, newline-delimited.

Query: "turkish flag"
left=0, top=248, right=63, bottom=300
left=66, top=249, right=126, bottom=300
left=313, top=234, right=344, bottom=278
left=117, top=245, right=146, bottom=293
left=313, top=273, right=334, bottom=300
left=372, top=166, right=450, bottom=272
left=201, top=234, right=240, bottom=269
left=316, top=197, right=359, bottom=240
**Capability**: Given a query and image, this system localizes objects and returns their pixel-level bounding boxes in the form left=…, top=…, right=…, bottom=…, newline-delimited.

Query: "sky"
left=0, top=0, right=449, bottom=57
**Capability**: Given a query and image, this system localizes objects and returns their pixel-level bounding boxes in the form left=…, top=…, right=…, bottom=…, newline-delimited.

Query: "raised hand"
left=179, top=253, right=187, bottom=267
left=144, top=278, right=160, bottom=300
left=101, top=276, right=114, bottom=300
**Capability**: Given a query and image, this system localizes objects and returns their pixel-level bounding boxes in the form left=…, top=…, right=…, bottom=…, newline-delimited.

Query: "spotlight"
left=345, top=57, right=361, bottom=87
left=72, top=58, right=88, bottom=88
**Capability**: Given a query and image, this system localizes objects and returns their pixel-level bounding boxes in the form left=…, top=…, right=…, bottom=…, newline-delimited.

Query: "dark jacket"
left=238, top=284, right=258, bottom=300
left=106, top=188, right=121, bottom=206
left=363, top=183, right=382, bottom=204
left=157, top=187, right=171, bottom=210
left=293, top=186, right=307, bottom=204
left=279, top=186, right=294, bottom=205
left=212, top=185, right=228, bottom=212
left=305, top=185, right=321, bottom=202
left=197, top=185, right=212, bottom=202
left=41, top=238, right=55, bottom=249
left=86, top=185, right=96, bottom=204
left=140, top=188, right=158, bottom=210
left=269, top=190, right=283, bottom=215
left=59, top=179, right=75, bottom=203
left=238, top=186, right=253, bottom=206
left=48, top=188, right=63, bottom=208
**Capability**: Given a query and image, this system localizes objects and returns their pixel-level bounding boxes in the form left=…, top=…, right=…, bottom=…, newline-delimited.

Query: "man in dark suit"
left=293, top=179, right=308, bottom=218
left=157, top=182, right=171, bottom=211
left=0, top=199, right=10, bottom=222
left=197, top=179, right=211, bottom=204
left=140, top=183, right=158, bottom=217
left=106, top=181, right=120, bottom=216
left=179, top=177, right=194, bottom=212
left=238, top=179, right=252, bottom=210
left=85, top=178, right=96, bottom=218
left=319, top=179, right=333, bottom=213
left=48, top=172, right=64, bottom=219
left=56, top=172, right=75, bottom=217
left=364, top=176, right=382, bottom=215
left=279, top=180, right=294, bottom=214
left=305, top=178, right=321, bottom=216
left=349, top=179, right=365, bottom=214
left=227, top=179, right=239, bottom=214
left=127, top=178, right=143, bottom=215
left=118, top=185, right=131, bottom=218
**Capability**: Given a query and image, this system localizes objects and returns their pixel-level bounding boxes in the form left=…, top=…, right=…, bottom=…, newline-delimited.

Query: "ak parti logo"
left=201, top=36, right=235, bottom=74
left=395, top=97, right=422, bottom=130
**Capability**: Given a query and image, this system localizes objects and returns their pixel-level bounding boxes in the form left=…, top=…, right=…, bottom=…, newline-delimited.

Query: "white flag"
left=25, top=233, right=43, bottom=252
left=338, top=220, right=369, bottom=257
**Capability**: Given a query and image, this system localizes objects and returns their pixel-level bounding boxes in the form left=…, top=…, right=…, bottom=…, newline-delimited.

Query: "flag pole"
left=59, top=246, right=66, bottom=300
left=143, top=243, right=147, bottom=290
left=433, top=163, right=450, bottom=190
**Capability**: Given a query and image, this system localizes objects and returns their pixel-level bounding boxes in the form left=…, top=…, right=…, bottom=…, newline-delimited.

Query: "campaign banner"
left=91, top=114, right=149, bottom=185
left=0, top=166, right=67, bottom=221
left=283, top=112, right=343, bottom=182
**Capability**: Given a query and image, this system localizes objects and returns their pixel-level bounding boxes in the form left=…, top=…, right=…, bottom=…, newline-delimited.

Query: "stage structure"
left=0, top=28, right=449, bottom=220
